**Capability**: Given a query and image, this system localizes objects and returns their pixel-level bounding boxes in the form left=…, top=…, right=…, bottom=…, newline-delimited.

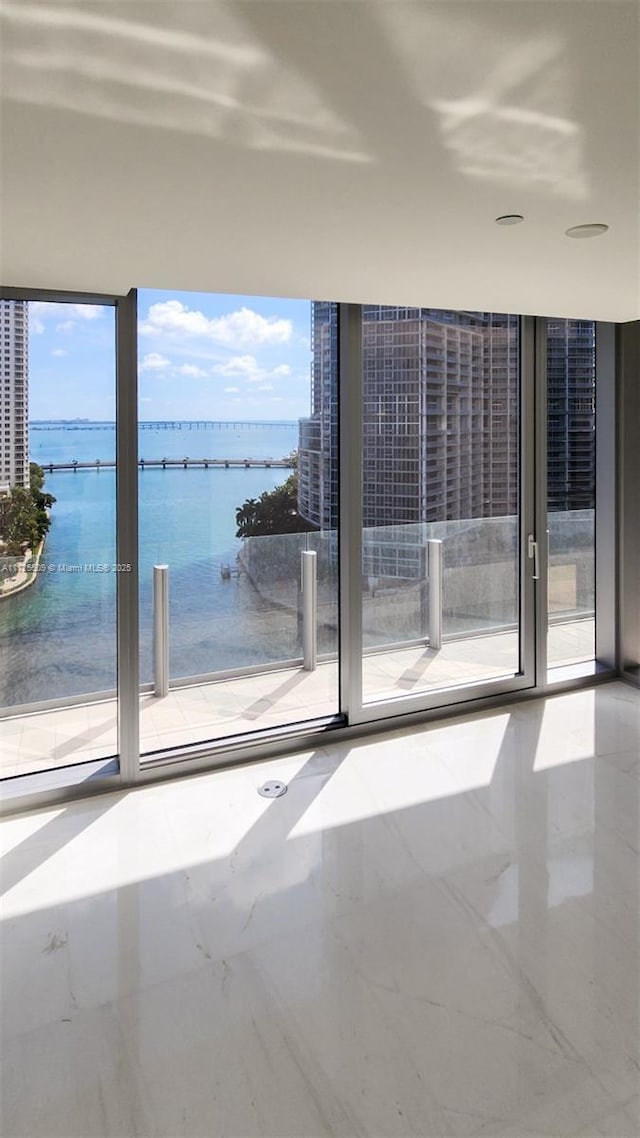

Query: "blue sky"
left=28, top=291, right=313, bottom=421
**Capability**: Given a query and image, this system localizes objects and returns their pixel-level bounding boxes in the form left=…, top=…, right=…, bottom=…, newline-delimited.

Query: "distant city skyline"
left=27, top=291, right=314, bottom=422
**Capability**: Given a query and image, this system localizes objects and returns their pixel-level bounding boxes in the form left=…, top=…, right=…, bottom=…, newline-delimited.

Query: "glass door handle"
left=528, top=535, right=540, bottom=580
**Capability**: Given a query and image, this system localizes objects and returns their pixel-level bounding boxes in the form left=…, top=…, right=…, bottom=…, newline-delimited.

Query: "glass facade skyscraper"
left=299, top=306, right=595, bottom=531
left=547, top=319, right=596, bottom=511
left=0, top=299, right=29, bottom=493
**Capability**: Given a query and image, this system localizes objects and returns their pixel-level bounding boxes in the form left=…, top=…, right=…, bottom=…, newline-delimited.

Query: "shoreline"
left=0, top=539, right=45, bottom=601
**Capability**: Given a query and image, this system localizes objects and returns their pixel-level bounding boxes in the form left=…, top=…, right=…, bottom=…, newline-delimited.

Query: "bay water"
left=0, top=423, right=300, bottom=707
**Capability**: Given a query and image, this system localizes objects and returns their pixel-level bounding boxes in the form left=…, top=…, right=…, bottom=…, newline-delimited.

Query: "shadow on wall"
left=1, top=0, right=591, bottom=198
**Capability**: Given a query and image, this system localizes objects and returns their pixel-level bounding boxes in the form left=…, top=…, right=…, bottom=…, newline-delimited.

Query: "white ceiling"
left=1, top=0, right=639, bottom=321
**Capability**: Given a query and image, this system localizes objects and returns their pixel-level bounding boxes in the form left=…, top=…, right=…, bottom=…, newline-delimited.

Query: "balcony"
left=0, top=511, right=596, bottom=780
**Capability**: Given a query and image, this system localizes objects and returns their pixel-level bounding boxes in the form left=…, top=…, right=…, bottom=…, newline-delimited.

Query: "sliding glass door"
left=341, top=306, right=537, bottom=724
left=136, top=291, right=340, bottom=760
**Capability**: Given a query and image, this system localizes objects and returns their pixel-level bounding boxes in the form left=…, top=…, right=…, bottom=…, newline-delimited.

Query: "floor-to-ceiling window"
left=0, top=298, right=118, bottom=779
left=0, top=292, right=616, bottom=802
left=136, top=291, right=340, bottom=760
left=356, top=307, right=531, bottom=711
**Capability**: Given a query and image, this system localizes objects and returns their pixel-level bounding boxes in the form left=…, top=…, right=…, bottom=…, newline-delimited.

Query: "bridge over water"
left=41, top=457, right=294, bottom=472
left=31, top=420, right=296, bottom=432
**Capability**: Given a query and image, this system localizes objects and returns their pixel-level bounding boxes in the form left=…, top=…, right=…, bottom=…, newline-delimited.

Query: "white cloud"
left=56, top=321, right=76, bottom=334
left=51, top=348, right=68, bottom=357
left=31, top=302, right=103, bottom=323
left=139, top=301, right=211, bottom=339
left=79, top=305, right=102, bottom=320
left=223, top=386, right=240, bottom=394
left=139, top=300, right=292, bottom=348
left=140, top=397, right=153, bottom=404
left=214, top=354, right=262, bottom=380
left=177, top=363, right=208, bottom=378
left=212, top=308, right=292, bottom=347
left=139, top=352, right=171, bottom=372
left=213, top=355, right=292, bottom=385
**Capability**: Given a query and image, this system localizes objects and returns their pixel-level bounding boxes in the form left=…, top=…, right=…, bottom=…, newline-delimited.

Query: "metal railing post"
left=153, top=564, right=169, bottom=697
left=427, top=539, right=443, bottom=650
left=301, top=550, right=317, bottom=671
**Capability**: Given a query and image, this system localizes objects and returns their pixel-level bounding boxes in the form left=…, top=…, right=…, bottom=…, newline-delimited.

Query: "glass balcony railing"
left=361, top=515, right=519, bottom=649
left=142, top=510, right=594, bottom=672
left=359, top=510, right=593, bottom=653
left=138, top=529, right=339, bottom=688
left=1, top=510, right=595, bottom=776
left=547, top=508, right=595, bottom=667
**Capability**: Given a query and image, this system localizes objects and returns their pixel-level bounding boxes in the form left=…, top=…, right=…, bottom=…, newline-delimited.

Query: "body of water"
left=0, top=423, right=301, bottom=706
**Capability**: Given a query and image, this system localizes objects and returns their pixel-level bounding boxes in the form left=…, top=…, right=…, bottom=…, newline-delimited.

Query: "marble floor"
left=1, top=681, right=638, bottom=1137
left=0, top=620, right=594, bottom=778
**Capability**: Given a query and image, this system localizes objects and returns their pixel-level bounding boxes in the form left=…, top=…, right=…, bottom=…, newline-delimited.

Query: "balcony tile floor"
left=1, top=681, right=638, bottom=1137
left=1, top=621, right=594, bottom=778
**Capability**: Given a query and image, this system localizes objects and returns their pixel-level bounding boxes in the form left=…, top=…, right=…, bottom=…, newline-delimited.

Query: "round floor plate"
left=258, top=780, right=287, bottom=798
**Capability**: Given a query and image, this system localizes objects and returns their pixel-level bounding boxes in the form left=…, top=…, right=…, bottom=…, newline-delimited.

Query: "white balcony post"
left=301, top=550, right=317, bottom=671
left=153, top=564, right=169, bottom=697
left=427, top=539, right=443, bottom=650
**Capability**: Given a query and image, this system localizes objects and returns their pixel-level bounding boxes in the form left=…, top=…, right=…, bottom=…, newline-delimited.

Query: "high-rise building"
left=547, top=319, right=596, bottom=510
left=299, top=307, right=595, bottom=536
left=299, top=305, right=520, bottom=533
left=298, top=301, right=339, bottom=532
left=0, top=299, right=29, bottom=493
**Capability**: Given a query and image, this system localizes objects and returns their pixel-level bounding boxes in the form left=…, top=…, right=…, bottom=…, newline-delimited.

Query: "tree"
left=29, top=462, right=45, bottom=493
left=0, top=464, right=56, bottom=555
left=235, top=472, right=315, bottom=538
left=30, top=462, right=56, bottom=513
left=235, top=498, right=259, bottom=537
left=0, top=488, right=40, bottom=554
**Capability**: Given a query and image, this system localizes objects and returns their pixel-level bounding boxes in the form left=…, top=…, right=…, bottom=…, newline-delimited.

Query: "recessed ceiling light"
left=495, top=214, right=524, bottom=225
left=565, top=223, right=609, bottom=239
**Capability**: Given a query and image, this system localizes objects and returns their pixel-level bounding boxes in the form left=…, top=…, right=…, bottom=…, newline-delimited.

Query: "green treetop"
left=0, top=463, right=56, bottom=556
left=235, top=461, right=315, bottom=539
